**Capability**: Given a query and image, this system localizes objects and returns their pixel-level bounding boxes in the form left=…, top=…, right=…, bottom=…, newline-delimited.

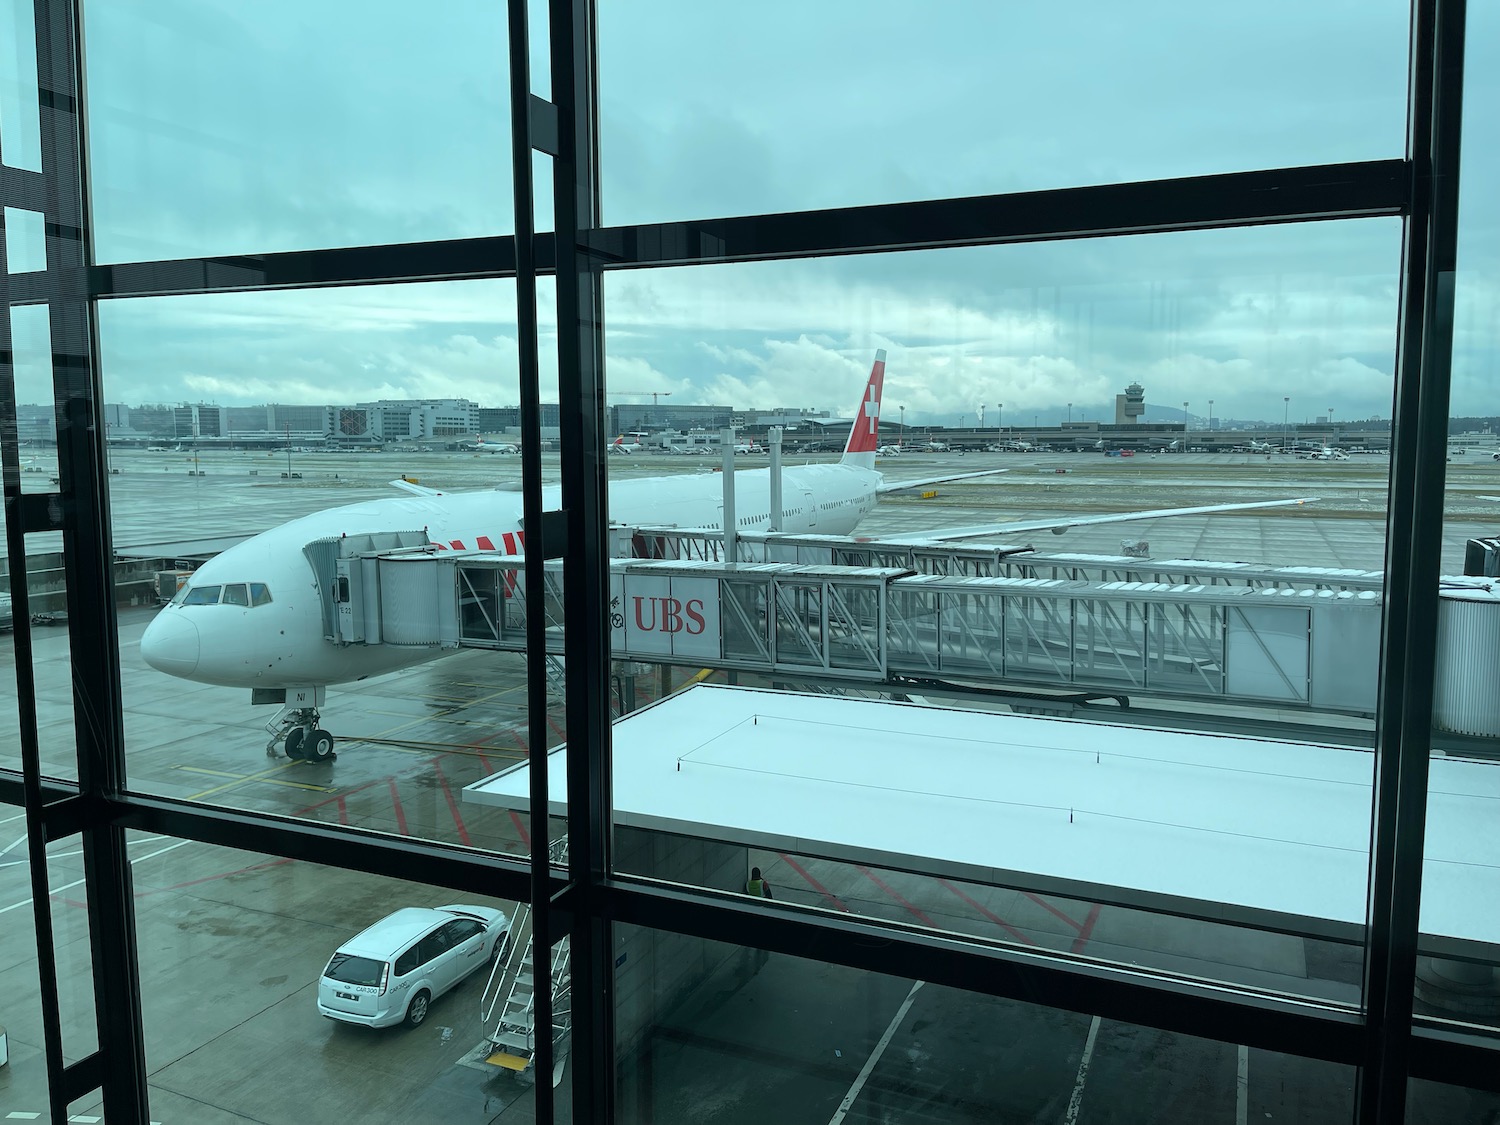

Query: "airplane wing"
left=389, top=478, right=445, bottom=497
left=877, top=468, right=1010, bottom=494
left=873, top=497, right=1319, bottom=543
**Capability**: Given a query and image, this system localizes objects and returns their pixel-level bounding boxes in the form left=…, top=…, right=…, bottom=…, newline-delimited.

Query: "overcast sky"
left=2, top=1, right=1496, bottom=424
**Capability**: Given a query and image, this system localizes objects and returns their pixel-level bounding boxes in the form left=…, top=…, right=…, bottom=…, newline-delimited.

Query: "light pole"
left=1283, top=396, right=1290, bottom=452
left=997, top=402, right=1004, bottom=448
left=899, top=405, right=905, bottom=448
left=1208, top=399, right=1214, bottom=431
left=1067, top=402, right=1072, bottom=425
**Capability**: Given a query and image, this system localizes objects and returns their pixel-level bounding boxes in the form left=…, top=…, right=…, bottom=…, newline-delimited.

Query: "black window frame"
left=0, top=1, right=1480, bottom=1123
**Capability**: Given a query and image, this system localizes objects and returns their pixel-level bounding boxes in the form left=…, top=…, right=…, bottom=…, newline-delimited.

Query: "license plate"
left=337, top=991, right=356, bottom=1001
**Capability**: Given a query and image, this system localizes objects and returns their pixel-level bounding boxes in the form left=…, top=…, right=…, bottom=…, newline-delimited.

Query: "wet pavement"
left=2, top=447, right=1500, bottom=1121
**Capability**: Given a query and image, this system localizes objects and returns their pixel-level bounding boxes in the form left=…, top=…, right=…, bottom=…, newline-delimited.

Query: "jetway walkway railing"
left=313, top=533, right=1383, bottom=716
left=619, top=527, right=1385, bottom=593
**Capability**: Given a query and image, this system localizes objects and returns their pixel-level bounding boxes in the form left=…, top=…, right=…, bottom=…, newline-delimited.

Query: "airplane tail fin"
left=840, top=349, right=887, bottom=471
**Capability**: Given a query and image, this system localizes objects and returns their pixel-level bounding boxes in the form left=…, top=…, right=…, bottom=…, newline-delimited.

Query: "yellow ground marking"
left=183, top=678, right=530, bottom=803
left=181, top=762, right=336, bottom=799
left=688, top=668, right=716, bottom=685
left=487, top=1052, right=531, bottom=1071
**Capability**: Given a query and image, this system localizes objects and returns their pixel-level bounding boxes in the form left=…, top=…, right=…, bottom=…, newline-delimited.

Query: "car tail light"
left=378, top=962, right=390, bottom=995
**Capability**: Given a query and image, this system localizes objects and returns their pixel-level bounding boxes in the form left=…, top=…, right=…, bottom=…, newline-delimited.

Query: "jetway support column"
left=721, top=428, right=737, bottom=562
left=768, top=427, right=783, bottom=532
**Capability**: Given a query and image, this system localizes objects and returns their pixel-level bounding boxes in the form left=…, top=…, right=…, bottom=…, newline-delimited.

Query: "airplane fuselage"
left=141, top=462, right=881, bottom=691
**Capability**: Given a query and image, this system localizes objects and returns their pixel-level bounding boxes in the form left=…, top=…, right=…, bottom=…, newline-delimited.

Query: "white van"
left=318, top=904, right=510, bottom=1029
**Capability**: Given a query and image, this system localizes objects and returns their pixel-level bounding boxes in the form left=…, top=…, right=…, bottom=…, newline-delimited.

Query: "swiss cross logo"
left=864, top=386, right=880, bottom=433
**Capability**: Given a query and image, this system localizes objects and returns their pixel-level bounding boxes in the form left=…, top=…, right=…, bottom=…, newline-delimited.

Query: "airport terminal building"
left=1, top=3, right=1497, bottom=1124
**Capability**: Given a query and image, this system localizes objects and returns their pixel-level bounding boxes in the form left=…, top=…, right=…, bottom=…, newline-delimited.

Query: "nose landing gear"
left=265, top=703, right=336, bottom=762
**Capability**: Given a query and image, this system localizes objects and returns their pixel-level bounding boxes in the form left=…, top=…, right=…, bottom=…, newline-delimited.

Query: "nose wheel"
left=266, top=705, right=336, bottom=762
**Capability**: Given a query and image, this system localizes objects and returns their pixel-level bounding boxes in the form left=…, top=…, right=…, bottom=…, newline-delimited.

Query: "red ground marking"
left=777, top=853, right=849, bottom=912
left=431, top=758, right=472, bottom=847
left=856, top=865, right=935, bottom=926
left=546, top=716, right=566, bottom=743
left=938, top=878, right=1035, bottom=946
left=136, top=858, right=294, bottom=898
left=336, top=796, right=349, bottom=826
left=388, top=779, right=409, bottom=836
left=54, top=896, right=88, bottom=910
left=478, top=754, right=494, bottom=776
left=1071, top=904, right=1103, bottom=955
left=509, top=810, right=532, bottom=849
left=1023, top=891, right=1085, bottom=933
left=294, top=777, right=381, bottom=817
left=513, top=729, right=529, bottom=753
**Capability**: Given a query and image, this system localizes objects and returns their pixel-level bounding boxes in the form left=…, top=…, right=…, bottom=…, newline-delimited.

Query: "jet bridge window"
left=181, top=585, right=222, bottom=606
left=221, top=584, right=250, bottom=607
left=250, top=583, right=273, bottom=606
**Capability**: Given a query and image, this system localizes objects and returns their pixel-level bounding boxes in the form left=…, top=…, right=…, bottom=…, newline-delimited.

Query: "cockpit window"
left=250, top=583, right=273, bottom=607
left=181, top=585, right=222, bottom=606
left=221, top=584, right=250, bottom=607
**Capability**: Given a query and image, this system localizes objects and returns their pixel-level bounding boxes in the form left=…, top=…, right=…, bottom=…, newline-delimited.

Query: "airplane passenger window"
left=221, top=584, right=250, bottom=606
left=250, top=583, right=273, bottom=607
left=181, top=586, right=222, bottom=606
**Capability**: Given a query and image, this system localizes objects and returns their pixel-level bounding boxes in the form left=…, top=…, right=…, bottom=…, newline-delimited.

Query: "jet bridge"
left=310, top=532, right=1385, bottom=716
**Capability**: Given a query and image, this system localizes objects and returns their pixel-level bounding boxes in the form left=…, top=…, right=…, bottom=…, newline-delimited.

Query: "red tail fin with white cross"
left=840, top=350, right=886, bottom=471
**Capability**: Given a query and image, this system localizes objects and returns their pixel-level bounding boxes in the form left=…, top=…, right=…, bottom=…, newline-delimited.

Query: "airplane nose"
left=140, top=611, right=200, bottom=676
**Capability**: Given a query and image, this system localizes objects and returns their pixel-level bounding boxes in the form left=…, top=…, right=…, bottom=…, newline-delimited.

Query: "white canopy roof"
left=464, top=684, right=1500, bottom=944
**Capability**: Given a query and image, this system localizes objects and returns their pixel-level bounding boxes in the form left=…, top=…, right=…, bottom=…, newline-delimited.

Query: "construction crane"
left=610, top=389, right=673, bottom=405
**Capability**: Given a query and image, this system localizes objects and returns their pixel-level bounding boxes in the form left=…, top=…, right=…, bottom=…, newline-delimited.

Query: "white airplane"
left=877, top=444, right=903, bottom=456
left=140, top=349, right=1316, bottom=762
left=608, top=435, right=645, bottom=454
left=1299, top=446, right=1348, bottom=461
left=1242, top=440, right=1275, bottom=453
left=461, top=437, right=519, bottom=454
left=732, top=440, right=762, bottom=455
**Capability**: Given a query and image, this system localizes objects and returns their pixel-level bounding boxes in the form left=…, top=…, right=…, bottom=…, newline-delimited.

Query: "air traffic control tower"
left=1115, top=381, right=1145, bottom=424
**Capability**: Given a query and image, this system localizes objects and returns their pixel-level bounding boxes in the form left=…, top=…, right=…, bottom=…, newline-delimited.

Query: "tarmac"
left=1, top=445, right=1497, bottom=1122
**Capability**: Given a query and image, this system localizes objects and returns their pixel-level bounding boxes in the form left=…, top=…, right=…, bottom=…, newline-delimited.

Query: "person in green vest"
left=745, top=866, right=772, bottom=899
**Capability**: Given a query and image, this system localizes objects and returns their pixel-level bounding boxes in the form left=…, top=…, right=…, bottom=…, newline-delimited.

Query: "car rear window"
left=324, top=953, right=384, bottom=986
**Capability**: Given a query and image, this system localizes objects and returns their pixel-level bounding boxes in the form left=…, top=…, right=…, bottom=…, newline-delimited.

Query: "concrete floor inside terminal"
left=3, top=447, right=1500, bottom=1121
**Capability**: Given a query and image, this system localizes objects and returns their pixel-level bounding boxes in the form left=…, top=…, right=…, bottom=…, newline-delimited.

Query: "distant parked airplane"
left=460, top=437, right=519, bottom=454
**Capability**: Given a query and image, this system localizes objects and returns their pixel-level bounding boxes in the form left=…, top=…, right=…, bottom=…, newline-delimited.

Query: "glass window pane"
left=1408, top=1077, right=1500, bottom=1124
left=107, top=281, right=561, bottom=858
left=616, top=923, right=1356, bottom=1123
left=0, top=0, right=42, bottom=171
left=0, top=823, right=52, bottom=1113
left=128, top=833, right=524, bottom=1122
left=3, top=206, right=46, bottom=273
left=575, top=218, right=1402, bottom=1002
left=81, top=0, right=513, bottom=262
left=1417, top=0, right=1500, bottom=1037
left=600, top=1, right=1409, bottom=225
